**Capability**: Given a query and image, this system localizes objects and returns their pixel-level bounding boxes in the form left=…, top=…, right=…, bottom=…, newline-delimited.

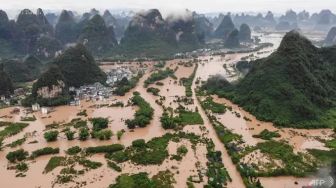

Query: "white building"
left=32, top=103, right=40, bottom=111
left=41, top=107, right=49, bottom=115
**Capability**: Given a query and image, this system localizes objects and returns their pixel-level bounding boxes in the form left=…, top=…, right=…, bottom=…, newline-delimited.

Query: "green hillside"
left=203, top=31, right=336, bottom=128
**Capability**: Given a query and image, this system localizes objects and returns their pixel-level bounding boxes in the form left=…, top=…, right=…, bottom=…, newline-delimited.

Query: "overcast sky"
left=1, top=0, right=335, bottom=17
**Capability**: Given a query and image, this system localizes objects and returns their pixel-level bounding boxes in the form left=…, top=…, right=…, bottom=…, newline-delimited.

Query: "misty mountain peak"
left=131, top=9, right=164, bottom=27
left=278, top=30, right=316, bottom=53
left=17, top=9, right=38, bottom=25
left=325, top=27, right=336, bottom=46
left=0, top=10, right=9, bottom=23
left=214, top=14, right=235, bottom=39
left=58, top=10, right=75, bottom=23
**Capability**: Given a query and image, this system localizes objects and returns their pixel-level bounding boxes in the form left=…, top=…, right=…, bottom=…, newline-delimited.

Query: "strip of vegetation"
left=308, top=149, right=336, bottom=164
left=198, top=94, right=263, bottom=188
left=72, top=119, right=88, bottom=129
left=0, top=122, right=28, bottom=139
left=199, top=93, right=320, bottom=187
left=78, top=159, right=102, bottom=169
left=7, top=137, right=26, bottom=148
left=156, top=81, right=164, bottom=86
left=91, top=129, right=113, bottom=140
left=114, top=74, right=142, bottom=96
left=255, top=140, right=316, bottom=177
left=106, top=132, right=203, bottom=166
left=180, top=63, right=198, bottom=97
left=107, top=161, right=122, bottom=172
left=178, top=109, right=204, bottom=126
left=108, top=170, right=175, bottom=188
left=66, top=146, right=82, bottom=155
left=0, top=121, right=11, bottom=127
left=31, top=147, right=60, bottom=159
left=161, top=107, right=203, bottom=129
left=85, top=144, right=124, bottom=154
left=144, top=68, right=175, bottom=87
left=44, top=156, right=66, bottom=173
left=326, top=139, right=336, bottom=149
left=146, top=87, right=160, bottom=96
left=126, top=92, right=154, bottom=129
left=252, top=129, right=281, bottom=140
left=20, top=116, right=36, bottom=121
left=200, top=96, right=226, bottom=114
left=205, top=140, right=232, bottom=187
left=109, top=101, right=124, bottom=107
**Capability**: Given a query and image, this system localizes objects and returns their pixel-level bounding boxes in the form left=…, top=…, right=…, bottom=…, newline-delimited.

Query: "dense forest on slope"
left=52, top=44, right=106, bottom=87
left=22, top=65, right=69, bottom=106
left=21, top=44, right=105, bottom=106
left=1, top=55, right=43, bottom=82
left=0, top=64, right=14, bottom=96
left=203, top=31, right=336, bottom=128
left=78, top=14, right=117, bottom=55
left=117, top=9, right=178, bottom=58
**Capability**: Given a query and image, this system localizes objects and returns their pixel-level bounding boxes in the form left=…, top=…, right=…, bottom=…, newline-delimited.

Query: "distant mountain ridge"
left=1, top=8, right=336, bottom=60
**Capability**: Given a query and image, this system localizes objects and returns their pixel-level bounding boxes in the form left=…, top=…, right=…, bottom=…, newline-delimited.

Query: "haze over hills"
left=325, top=26, right=336, bottom=46
left=1, top=7, right=336, bottom=60
left=204, top=30, right=336, bottom=128
left=117, top=9, right=178, bottom=57
left=78, top=14, right=118, bottom=55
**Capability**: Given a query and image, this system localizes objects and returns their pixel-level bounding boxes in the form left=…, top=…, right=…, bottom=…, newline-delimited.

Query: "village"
left=0, top=66, right=137, bottom=116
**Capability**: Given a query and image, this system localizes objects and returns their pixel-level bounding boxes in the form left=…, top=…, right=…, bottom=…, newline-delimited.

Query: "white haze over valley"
left=1, top=0, right=336, bottom=18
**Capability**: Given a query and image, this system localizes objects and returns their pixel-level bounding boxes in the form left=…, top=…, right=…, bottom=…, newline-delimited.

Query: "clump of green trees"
left=44, top=130, right=59, bottom=142
left=144, top=68, right=175, bottom=87
left=114, top=74, right=142, bottom=96
left=125, top=92, right=154, bottom=129
left=6, top=149, right=29, bottom=162
left=252, top=129, right=281, bottom=140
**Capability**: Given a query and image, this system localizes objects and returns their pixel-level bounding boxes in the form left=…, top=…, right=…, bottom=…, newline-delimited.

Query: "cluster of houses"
left=175, top=48, right=212, bottom=58
left=0, top=95, right=10, bottom=106
left=70, top=82, right=113, bottom=103
left=106, top=67, right=134, bottom=86
left=0, top=88, right=27, bottom=106
left=3, top=66, right=141, bottom=115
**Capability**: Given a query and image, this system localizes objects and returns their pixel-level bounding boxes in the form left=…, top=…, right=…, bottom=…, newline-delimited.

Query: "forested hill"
left=52, top=44, right=107, bottom=87
left=203, top=30, right=336, bottom=128
left=0, top=64, right=14, bottom=97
